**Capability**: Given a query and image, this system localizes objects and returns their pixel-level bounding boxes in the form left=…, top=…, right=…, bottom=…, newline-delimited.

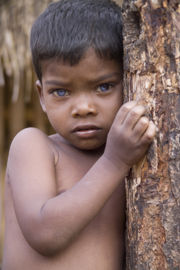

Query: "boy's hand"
left=104, top=101, right=156, bottom=170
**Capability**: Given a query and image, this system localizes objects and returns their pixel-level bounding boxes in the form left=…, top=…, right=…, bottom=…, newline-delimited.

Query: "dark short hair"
left=30, top=0, right=123, bottom=80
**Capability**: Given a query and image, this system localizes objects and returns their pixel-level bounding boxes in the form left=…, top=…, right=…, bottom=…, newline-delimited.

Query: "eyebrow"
left=93, top=72, right=122, bottom=84
left=44, top=80, right=69, bottom=87
left=44, top=72, right=122, bottom=86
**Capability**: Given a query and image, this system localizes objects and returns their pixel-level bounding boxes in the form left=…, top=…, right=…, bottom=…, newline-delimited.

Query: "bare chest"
left=54, top=145, right=126, bottom=225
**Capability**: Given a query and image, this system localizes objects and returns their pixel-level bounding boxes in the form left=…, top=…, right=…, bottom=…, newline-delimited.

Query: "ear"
left=36, top=80, right=46, bottom=113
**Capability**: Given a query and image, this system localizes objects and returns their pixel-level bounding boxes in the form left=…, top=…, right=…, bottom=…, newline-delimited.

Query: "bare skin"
left=2, top=49, right=156, bottom=270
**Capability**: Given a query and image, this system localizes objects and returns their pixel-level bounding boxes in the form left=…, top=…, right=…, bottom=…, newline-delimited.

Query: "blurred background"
left=0, top=0, right=122, bottom=266
left=0, top=0, right=56, bottom=265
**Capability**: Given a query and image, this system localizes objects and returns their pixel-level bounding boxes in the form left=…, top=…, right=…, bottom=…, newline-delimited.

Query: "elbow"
left=36, top=247, right=60, bottom=257
left=23, top=206, right=73, bottom=256
left=34, top=241, right=60, bottom=257
left=27, top=227, right=70, bottom=257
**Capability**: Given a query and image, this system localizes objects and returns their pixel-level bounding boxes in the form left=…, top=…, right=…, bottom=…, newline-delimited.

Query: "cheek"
left=111, top=92, right=123, bottom=112
left=101, top=104, right=120, bottom=128
left=45, top=108, right=63, bottom=128
left=117, top=89, right=123, bottom=105
left=115, top=91, right=123, bottom=111
left=106, top=97, right=122, bottom=123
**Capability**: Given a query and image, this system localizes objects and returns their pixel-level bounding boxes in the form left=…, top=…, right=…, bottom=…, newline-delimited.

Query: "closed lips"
left=72, top=125, right=101, bottom=132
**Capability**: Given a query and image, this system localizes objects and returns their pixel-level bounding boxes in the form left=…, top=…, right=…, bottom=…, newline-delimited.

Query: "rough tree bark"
left=122, top=0, right=180, bottom=269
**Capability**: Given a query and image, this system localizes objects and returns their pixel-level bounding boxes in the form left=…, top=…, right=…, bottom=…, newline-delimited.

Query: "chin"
left=72, top=140, right=105, bottom=152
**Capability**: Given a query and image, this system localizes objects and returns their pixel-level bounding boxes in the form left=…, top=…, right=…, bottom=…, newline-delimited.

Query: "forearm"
left=35, top=156, right=129, bottom=255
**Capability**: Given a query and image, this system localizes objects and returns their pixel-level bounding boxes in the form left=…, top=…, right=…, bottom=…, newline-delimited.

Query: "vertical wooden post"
left=0, top=62, right=4, bottom=165
left=122, top=0, right=180, bottom=269
left=0, top=64, right=4, bottom=265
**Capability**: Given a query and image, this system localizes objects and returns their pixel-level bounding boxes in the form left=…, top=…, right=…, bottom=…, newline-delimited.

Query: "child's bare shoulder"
left=10, top=127, right=50, bottom=150
left=8, top=128, right=58, bottom=169
left=12, top=127, right=48, bottom=140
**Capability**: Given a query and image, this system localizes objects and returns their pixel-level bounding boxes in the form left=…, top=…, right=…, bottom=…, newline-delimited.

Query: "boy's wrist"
left=100, top=154, right=130, bottom=177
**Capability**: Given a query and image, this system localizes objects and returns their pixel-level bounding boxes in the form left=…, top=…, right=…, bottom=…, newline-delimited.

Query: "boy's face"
left=37, top=48, right=123, bottom=150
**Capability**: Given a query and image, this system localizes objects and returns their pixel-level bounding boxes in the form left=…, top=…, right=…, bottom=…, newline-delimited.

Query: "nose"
left=71, top=95, right=97, bottom=118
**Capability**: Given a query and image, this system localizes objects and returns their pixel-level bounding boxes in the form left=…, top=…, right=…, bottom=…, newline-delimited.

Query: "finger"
left=132, top=116, right=149, bottom=142
left=123, top=105, right=147, bottom=130
left=141, top=121, right=156, bottom=144
left=115, top=101, right=137, bottom=125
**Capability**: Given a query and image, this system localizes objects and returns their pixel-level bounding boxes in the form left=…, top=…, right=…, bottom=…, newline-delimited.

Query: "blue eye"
left=53, top=89, right=69, bottom=97
left=98, top=83, right=112, bottom=93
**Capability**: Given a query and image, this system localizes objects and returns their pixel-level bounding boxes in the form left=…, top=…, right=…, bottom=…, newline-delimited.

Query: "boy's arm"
left=7, top=102, right=155, bottom=256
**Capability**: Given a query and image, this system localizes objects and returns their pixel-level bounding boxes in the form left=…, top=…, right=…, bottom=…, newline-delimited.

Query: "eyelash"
left=50, top=82, right=116, bottom=97
left=97, top=83, right=115, bottom=93
left=51, top=89, right=70, bottom=97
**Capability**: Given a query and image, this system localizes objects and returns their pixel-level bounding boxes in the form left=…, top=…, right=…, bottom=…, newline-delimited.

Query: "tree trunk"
left=122, top=0, right=180, bottom=269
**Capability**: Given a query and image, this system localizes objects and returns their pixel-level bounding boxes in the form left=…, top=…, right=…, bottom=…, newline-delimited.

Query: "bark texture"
left=122, top=0, right=180, bottom=269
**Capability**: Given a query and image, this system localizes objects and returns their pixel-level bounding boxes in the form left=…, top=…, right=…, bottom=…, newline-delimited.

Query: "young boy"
left=2, top=0, right=156, bottom=269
